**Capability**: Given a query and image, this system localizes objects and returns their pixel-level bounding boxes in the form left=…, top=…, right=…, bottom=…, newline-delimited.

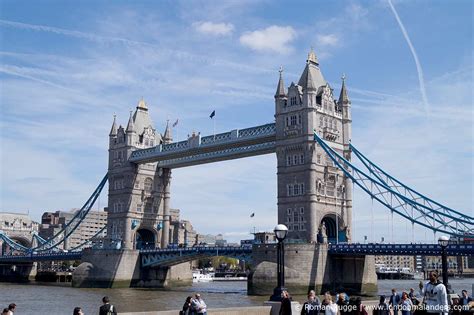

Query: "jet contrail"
left=387, top=0, right=430, bottom=114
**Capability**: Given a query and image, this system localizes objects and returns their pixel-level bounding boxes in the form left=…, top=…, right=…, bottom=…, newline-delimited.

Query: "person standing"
left=337, top=292, right=350, bottom=315
left=99, top=296, right=117, bottom=315
left=419, top=271, right=448, bottom=315
left=192, top=293, right=207, bottom=315
left=73, top=307, right=84, bottom=315
left=301, top=290, right=321, bottom=315
left=323, top=293, right=337, bottom=315
left=6, top=304, right=16, bottom=315
left=460, top=290, right=472, bottom=306
left=280, top=290, right=292, bottom=315
left=399, top=292, right=413, bottom=315
left=390, top=289, right=401, bottom=315
left=181, top=296, right=194, bottom=315
left=373, top=295, right=390, bottom=315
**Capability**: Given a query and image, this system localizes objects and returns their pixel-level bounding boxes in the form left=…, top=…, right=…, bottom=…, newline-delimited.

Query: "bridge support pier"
left=0, top=262, right=37, bottom=283
left=72, top=248, right=192, bottom=288
left=248, top=243, right=377, bottom=296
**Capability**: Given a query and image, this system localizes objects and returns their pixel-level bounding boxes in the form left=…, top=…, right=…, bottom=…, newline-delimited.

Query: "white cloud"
left=193, top=21, right=234, bottom=36
left=239, top=25, right=296, bottom=54
left=316, top=34, right=339, bottom=46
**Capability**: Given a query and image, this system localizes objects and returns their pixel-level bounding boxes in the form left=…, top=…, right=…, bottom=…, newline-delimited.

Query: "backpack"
left=107, top=305, right=117, bottom=315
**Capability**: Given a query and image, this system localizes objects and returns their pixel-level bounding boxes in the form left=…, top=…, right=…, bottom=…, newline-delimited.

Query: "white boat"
left=192, top=271, right=214, bottom=283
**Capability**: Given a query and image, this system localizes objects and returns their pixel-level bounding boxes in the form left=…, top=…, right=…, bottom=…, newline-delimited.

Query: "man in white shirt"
left=419, top=271, right=448, bottom=315
left=192, top=293, right=207, bottom=315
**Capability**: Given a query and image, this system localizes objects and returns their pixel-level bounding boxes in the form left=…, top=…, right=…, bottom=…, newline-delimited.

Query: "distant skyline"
left=0, top=0, right=472, bottom=243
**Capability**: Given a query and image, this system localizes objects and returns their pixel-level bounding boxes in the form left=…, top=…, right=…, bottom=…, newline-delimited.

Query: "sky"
left=0, top=0, right=472, bottom=243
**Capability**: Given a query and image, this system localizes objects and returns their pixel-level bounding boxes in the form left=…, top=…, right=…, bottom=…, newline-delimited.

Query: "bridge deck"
left=129, top=123, right=276, bottom=167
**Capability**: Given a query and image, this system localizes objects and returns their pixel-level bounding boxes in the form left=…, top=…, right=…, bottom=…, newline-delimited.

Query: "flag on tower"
left=209, top=110, right=216, bottom=119
left=172, top=119, right=179, bottom=127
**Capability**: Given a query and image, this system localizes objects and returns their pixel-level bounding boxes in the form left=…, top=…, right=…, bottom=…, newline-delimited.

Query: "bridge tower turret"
left=107, top=99, right=166, bottom=250
left=275, top=49, right=352, bottom=243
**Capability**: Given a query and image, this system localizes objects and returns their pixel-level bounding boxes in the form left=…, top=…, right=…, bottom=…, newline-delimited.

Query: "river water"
left=0, top=279, right=472, bottom=315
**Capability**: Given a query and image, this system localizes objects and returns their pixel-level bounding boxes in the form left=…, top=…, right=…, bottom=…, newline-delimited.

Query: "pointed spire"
left=137, top=97, right=148, bottom=110
left=163, top=119, right=172, bottom=143
left=275, top=66, right=286, bottom=98
left=126, top=110, right=135, bottom=133
left=307, top=47, right=319, bottom=65
left=109, top=114, right=117, bottom=136
left=338, top=73, right=350, bottom=104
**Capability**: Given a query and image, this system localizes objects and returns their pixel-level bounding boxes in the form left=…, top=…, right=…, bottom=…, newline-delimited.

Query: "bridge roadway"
left=0, top=244, right=472, bottom=265
left=128, top=123, right=276, bottom=167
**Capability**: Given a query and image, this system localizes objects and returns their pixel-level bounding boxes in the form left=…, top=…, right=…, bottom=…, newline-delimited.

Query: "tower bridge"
left=1, top=49, right=472, bottom=294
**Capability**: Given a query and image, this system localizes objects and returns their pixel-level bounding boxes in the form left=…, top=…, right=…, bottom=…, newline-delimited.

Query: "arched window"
left=319, top=116, right=323, bottom=127
left=144, top=178, right=153, bottom=192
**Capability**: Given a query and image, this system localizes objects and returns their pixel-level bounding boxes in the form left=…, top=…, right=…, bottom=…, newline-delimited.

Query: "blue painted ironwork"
left=329, top=243, right=474, bottom=256
left=313, top=132, right=473, bottom=237
left=30, top=174, right=108, bottom=252
left=68, top=225, right=107, bottom=252
left=129, top=123, right=276, bottom=165
left=350, top=144, right=474, bottom=224
left=140, top=246, right=253, bottom=267
left=0, top=251, right=82, bottom=263
left=0, top=231, right=30, bottom=252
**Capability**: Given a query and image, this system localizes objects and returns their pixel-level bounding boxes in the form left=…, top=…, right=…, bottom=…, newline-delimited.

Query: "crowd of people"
left=1, top=296, right=117, bottom=315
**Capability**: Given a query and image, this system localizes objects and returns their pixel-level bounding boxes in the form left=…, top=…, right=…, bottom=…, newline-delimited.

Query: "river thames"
left=0, top=279, right=472, bottom=314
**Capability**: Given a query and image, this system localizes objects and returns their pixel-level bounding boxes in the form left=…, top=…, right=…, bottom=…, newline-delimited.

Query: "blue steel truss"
left=350, top=144, right=474, bottom=225
left=313, top=132, right=473, bottom=237
left=0, top=231, right=31, bottom=252
left=329, top=243, right=474, bottom=256
left=0, top=251, right=82, bottom=263
left=140, top=246, right=253, bottom=268
left=129, top=123, right=276, bottom=166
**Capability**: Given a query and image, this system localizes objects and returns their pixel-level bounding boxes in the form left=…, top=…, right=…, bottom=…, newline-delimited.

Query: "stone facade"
left=274, top=50, right=352, bottom=243
left=248, top=243, right=377, bottom=296
left=107, top=99, right=171, bottom=250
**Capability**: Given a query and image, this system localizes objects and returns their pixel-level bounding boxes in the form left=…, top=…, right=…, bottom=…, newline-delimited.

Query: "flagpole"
left=213, top=116, right=216, bottom=140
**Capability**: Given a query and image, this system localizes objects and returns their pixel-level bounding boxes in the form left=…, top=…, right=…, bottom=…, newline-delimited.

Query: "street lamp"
left=270, top=224, right=288, bottom=301
left=438, top=235, right=452, bottom=293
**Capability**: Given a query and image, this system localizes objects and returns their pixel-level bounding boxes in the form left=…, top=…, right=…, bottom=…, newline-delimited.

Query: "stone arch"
left=320, top=213, right=346, bottom=243
left=134, top=227, right=157, bottom=250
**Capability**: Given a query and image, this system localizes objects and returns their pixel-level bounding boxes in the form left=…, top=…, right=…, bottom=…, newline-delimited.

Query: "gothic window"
left=144, top=178, right=153, bottom=192
left=287, top=208, right=292, bottom=215
left=287, top=184, right=293, bottom=196
left=286, top=117, right=290, bottom=127
left=317, top=154, right=321, bottom=164
left=135, top=180, right=140, bottom=189
left=319, top=116, right=323, bottom=127
left=290, top=96, right=297, bottom=106
left=300, top=154, right=304, bottom=164
left=324, top=117, right=328, bottom=127
left=137, top=204, right=142, bottom=212
left=300, top=207, right=304, bottom=214
left=316, top=95, right=322, bottom=105
left=300, top=183, right=305, bottom=194
left=290, top=115, right=297, bottom=126
left=300, top=223, right=305, bottom=231
left=145, top=139, right=149, bottom=146
left=298, top=114, right=302, bottom=125
left=293, top=155, right=298, bottom=165
left=287, top=156, right=292, bottom=166
left=293, top=184, right=300, bottom=196
left=294, top=224, right=300, bottom=231
left=293, top=212, right=299, bottom=222
left=150, top=140, right=154, bottom=146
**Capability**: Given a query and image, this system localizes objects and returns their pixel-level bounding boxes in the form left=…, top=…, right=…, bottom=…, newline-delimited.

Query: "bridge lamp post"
left=438, top=235, right=452, bottom=293
left=270, top=224, right=288, bottom=302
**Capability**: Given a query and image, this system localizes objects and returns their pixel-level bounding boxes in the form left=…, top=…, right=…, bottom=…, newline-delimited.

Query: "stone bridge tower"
left=107, top=99, right=171, bottom=250
left=275, top=49, right=353, bottom=243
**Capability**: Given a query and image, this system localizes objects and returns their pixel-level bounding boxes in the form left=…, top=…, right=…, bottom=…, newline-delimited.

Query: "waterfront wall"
left=248, top=243, right=377, bottom=296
